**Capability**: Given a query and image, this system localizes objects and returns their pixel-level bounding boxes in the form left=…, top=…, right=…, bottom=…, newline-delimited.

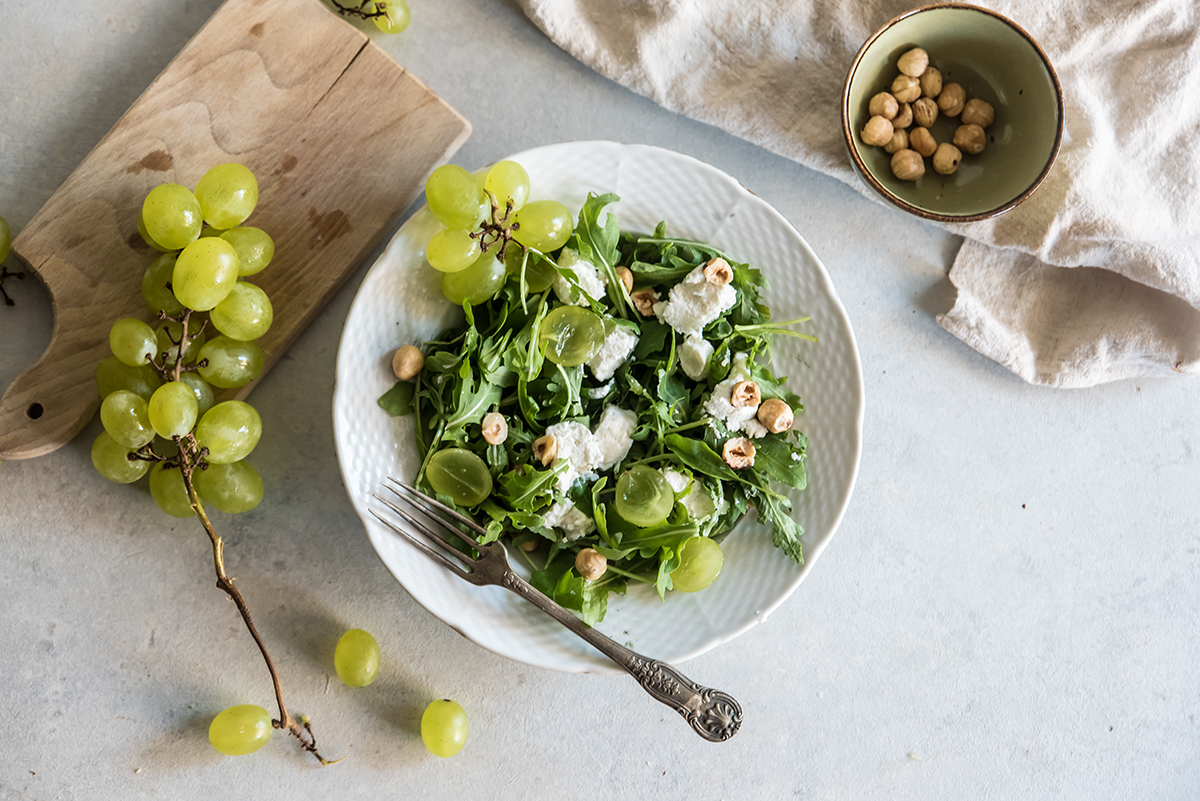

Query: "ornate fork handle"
left=502, top=571, right=743, bottom=742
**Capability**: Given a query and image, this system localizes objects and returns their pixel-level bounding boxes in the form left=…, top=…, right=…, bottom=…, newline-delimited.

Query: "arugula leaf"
left=378, top=381, right=415, bottom=416
left=664, top=434, right=739, bottom=482
left=752, top=435, right=808, bottom=490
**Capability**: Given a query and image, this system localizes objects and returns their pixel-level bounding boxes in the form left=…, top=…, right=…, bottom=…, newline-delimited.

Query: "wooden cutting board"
left=0, top=0, right=470, bottom=461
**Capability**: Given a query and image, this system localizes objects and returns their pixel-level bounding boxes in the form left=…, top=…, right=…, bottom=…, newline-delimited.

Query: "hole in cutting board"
left=26, top=403, right=43, bottom=420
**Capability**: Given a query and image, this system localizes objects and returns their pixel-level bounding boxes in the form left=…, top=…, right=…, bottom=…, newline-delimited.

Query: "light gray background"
left=1, top=1, right=1196, bottom=799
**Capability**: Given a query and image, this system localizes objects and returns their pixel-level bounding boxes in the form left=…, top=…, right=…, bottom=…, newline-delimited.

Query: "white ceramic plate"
left=333, top=141, right=864, bottom=674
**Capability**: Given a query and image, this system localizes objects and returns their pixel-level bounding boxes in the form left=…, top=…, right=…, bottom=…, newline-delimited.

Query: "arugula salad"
left=379, top=172, right=815, bottom=626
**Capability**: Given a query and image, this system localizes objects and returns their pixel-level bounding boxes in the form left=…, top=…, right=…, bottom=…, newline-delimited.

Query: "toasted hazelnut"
left=937, top=82, right=966, bottom=117
left=919, top=66, right=943, bottom=98
left=757, top=399, right=793, bottom=434
left=897, top=47, right=929, bottom=78
left=392, top=345, right=424, bottom=380
left=890, top=149, right=925, bottom=181
left=703, top=257, right=734, bottom=286
left=883, top=129, right=909, bottom=154
left=953, top=123, right=987, bottom=155
left=860, top=115, right=894, bottom=147
left=961, top=98, right=995, bottom=128
left=482, top=412, right=508, bottom=445
left=730, top=380, right=761, bottom=408
left=575, top=548, right=607, bottom=581
left=890, top=74, right=921, bottom=103
left=932, top=142, right=963, bottom=175
left=912, top=97, right=938, bottom=128
left=722, top=437, right=756, bottom=469
left=532, top=434, right=557, bottom=466
left=520, top=539, right=539, bottom=552
left=893, top=102, right=913, bottom=129
left=909, top=126, right=937, bottom=157
left=630, top=287, right=659, bottom=317
left=615, top=265, right=634, bottom=294
left=868, top=91, right=899, bottom=120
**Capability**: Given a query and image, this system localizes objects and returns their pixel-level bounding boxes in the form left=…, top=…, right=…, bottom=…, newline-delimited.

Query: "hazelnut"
left=912, top=97, right=938, bottom=128
left=890, top=74, right=921, bottom=103
left=953, top=123, right=987, bottom=155
left=730, top=380, right=761, bottom=408
left=937, top=82, right=966, bottom=117
left=391, top=345, right=424, bottom=380
left=703, top=257, right=734, bottom=286
left=897, top=48, right=929, bottom=78
left=520, top=539, right=539, bottom=552
left=532, top=434, right=557, bottom=466
left=919, top=66, right=943, bottom=98
left=722, top=437, right=756, bottom=469
left=860, top=115, right=894, bottom=147
left=868, top=91, right=899, bottom=120
left=575, top=548, right=607, bottom=581
left=932, top=142, right=963, bottom=175
left=909, top=126, right=937, bottom=157
left=630, top=287, right=658, bottom=317
left=893, top=102, right=913, bottom=129
left=890, top=149, right=925, bottom=181
left=757, top=399, right=793, bottom=434
left=883, top=129, right=909, bottom=154
left=615, top=265, right=634, bottom=294
left=961, top=98, right=995, bottom=128
left=481, top=412, right=508, bottom=445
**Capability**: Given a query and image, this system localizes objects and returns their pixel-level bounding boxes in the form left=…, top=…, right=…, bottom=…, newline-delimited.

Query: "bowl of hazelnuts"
left=841, top=3, right=1064, bottom=222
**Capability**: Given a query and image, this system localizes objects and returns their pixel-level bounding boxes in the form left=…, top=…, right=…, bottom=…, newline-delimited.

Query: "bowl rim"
left=840, top=2, right=1065, bottom=223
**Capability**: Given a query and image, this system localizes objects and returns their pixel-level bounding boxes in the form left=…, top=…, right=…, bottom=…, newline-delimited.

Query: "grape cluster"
left=92, top=163, right=274, bottom=518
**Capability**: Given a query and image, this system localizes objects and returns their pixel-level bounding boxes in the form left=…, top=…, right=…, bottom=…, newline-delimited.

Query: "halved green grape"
left=425, top=164, right=487, bottom=230
left=0, top=215, right=11, bottom=262
left=615, top=466, right=675, bottom=527
left=219, top=226, right=274, bottom=276
left=148, top=381, right=199, bottom=439
left=136, top=210, right=172, bottom=252
left=100, top=390, right=154, bottom=449
left=670, top=536, right=724, bottom=593
left=195, top=401, right=262, bottom=464
left=194, top=460, right=263, bottom=514
left=421, top=699, right=468, bottom=758
left=197, top=337, right=265, bottom=388
left=484, top=160, right=530, bottom=213
left=148, top=462, right=196, bottom=518
left=208, top=704, right=272, bottom=756
left=155, top=320, right=207, bottom=365
left=109, top=318, right=159, bottom=367
left=178, top=372, right=215, bottom=418
left=96, top=355, right=162, bottom=401
left=441, top=251, right=506, bottom=306
left=512, top=200, right=573, bottom=252
left=141, top=252, right=184, bottom=315
left=334, top=629, right=381, bottom=687
left=505, top=245, right=556, bottom=293
left=537, top=305, right=604, bottom=366
left=194, top=163, right=258, bottom=229
left=426, top=228, right=481, bottom=273
left=142, top=183, right=203, bottom=251
left=91, top=432, right=151, bottom=484
left=425, top=448, right=492, bottom=507
left=210, top=282, right=273, bottom=341
left=173, top=237, right=240, bottom=312
left=369, top=0, right=410, bottom=33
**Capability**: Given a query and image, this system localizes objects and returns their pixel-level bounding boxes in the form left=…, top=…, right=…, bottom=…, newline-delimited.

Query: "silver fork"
left=371, top=478, right=743, bottom=742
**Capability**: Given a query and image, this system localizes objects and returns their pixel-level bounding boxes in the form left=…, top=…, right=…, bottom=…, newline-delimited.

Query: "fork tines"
left=370, top=479, right=482, bottom=575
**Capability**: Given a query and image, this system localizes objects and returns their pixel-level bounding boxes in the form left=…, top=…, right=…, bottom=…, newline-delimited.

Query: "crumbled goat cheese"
left=652, top=264, right=737, bottom=337
left=703, top=353, right=767, bottom=438
left=592, top=405, right=637, bottom=469
left=545, top=405, right=637, bottom=492
left=661, top=469, right=717, bottom=521
left=542, top=499, right=595, bottom=541
left=586, top=325, right=638, bottom=381
left=553, top=248, right=607, bottom=305
left=679, top=334, right=714, bottom=381
left=588, top=381, right=613, bottom=399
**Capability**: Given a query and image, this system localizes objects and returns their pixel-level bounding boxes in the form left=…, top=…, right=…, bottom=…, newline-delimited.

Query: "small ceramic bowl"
left=842, top=3, right=1063, bottom=222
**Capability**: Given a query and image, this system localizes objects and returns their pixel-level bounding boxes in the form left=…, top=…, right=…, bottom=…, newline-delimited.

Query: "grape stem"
left=327, top=0, right=391, bottom=22
left=0, top=265, right=24, bottom=307
left=471, top=190, right=520, bottom=260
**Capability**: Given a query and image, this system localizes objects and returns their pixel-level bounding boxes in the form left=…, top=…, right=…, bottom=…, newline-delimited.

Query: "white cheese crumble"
left=652, top=264, right=737, bottom=337
left=544, top=405, right=637, bottom=492
left=553, top=248, right=607, bottom=306
left=703, top=353, right=768, bottom=438
left=588, top=381, right=613, bottom=399
left=679, top=334, right=714, bottom=381
left=586, top=325, right=638, bottom=381
left=662, top=469, right=717, bottom=521
left=542, top=499, right=595, bottom=541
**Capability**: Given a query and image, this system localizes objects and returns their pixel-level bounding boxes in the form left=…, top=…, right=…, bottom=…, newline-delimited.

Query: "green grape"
left=148, top=381, right=199, bottom=439
left=512, top=200, right=573, bottom=252
left=425, top=164, right=487, bottom=230
left=219, top=226, right=274, bottom=276
left=670, top=536, right=724, bottom=593
left=99, top=390, right=154, bottom=449
left=615, top=466, right=675, bottom=527
left=155, top=320, right=207, bottom=365
left=197, top=336, right=265, bottom=388
left=426, top=228, right=481, bottom=273
left=96, top=355, right=162, bottom=401
left=195, top=401, right=262, bottom=464
left=173, top=237, right=240, bottom=312
left=369, top=0, right=410, bottom=33
left=178, top=372, right=215, bottom=418
left=484, top=160, right=530, bottom=213
left=194, top=460, right=263, bottom=514
left=208, top=704, right=272, bottom=756
left=148, top=462, right=196, bottom=518
left=425, top=448, right=492, bottom=507
left=91, top=432, right=151, bottom=484
left=421, top=699, right=468, bottom=758
left=141, top=252, right=184, bottom=315
left=210, top=282, right=273, bottom=341
left=194, top=163, right=258, bottom=229
left=0, top=215, right=10, bottom=263
left=441, top=252, right=506, bottom=306
left=109, top=318, right=159, bottom=367
left=538, top=305, right=604, bottom=366
left=142, top=183, right=202, bottom=251
left=505, top=245, right=556, bottom=292
left=136, top=210, right=172, bottom=252
left=334, top=629, right=381, bottom=687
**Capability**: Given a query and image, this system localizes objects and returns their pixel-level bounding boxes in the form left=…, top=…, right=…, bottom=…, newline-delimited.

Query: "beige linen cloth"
left=516, top=0, right=1200, bottom=387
